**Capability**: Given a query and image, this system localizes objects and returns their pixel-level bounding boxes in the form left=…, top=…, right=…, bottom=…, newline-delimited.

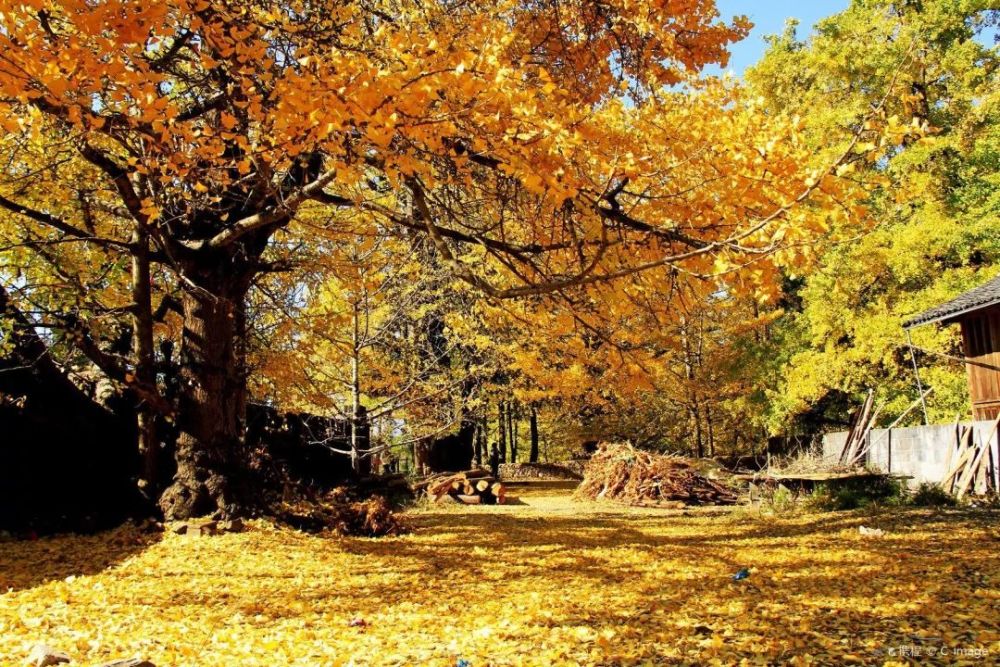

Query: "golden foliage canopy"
left=0, top=0, right=864, bottom=300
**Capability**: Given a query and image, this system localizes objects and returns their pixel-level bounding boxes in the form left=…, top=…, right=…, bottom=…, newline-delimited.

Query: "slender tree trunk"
left=350, top=300, right=362, bottom=474
left=474, top=419, right=483, bottom=467
left=131, top=227, right=157, bottom=498
left=158, top=276, right=249, bottom=520
left=498, top=401, right=507, bottom=464
left=691, top=404, right=704, bottom=458
left=706, top=403, right=715, bottom=458
left=508, top=402, right=517, bottom=463
left=529, top=405, right=539, bottom=463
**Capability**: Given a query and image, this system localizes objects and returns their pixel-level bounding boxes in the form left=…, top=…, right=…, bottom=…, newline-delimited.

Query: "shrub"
left=908, top=482, right=956, bottom=507
left=771, top=485, right=797, bottom=512
left=805, top=475, right=905, bottom=511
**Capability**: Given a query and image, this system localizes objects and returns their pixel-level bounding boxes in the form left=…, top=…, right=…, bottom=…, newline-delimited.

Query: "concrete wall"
left=821, top=421, right=996, bottom=486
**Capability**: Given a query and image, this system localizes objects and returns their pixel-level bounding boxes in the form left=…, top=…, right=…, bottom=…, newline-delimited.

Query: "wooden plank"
left=943, top=415, right=960, bottom=480
left=956, top=440, right=990, bottom=499
left=768, top=471, right=894, bottom=482
left=941, top=429, right=976, bottom=492
left=849, top=399, right=886, bottom=467
left=839, top=402, right=863, bottom=464
left=991, top=435, right=1000, bottom=494
left=959, top=415, right=1000, bottom=497
left=844, top=391, right=874, bottom=465
left=971, top=416, right=1000, bottom=493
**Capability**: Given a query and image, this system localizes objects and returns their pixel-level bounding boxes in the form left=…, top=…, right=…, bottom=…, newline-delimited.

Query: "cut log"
left=419, top=470, right=504, bottom=504
left=492, top=483, right=506, bottom=504
left=456, top=494, right=482, bottom=505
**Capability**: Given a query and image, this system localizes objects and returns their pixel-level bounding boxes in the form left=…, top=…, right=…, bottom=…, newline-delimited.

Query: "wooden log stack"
left=413, top=469, right=509, bottom=505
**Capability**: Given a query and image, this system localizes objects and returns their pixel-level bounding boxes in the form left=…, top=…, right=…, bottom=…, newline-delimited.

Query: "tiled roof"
left=903, top=274, right=1000, bottom=329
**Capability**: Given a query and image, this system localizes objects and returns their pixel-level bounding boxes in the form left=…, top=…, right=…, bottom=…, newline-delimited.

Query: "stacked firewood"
left=414, top=469, right=508, bottom=505
left=575, top=442, right=737, bottom=506
left=498, top=462, right=584, bottom=481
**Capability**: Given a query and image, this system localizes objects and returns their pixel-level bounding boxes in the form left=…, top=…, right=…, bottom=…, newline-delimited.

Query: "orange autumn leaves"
left=0, top=1, right=862, bottom=288
left=0, top=1, right=741, bottom=190
left=0, top=1, right=885, bottom=436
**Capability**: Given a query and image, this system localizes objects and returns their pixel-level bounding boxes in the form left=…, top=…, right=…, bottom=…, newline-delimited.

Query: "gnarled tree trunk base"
left=158, top=467, right=247, bottom=520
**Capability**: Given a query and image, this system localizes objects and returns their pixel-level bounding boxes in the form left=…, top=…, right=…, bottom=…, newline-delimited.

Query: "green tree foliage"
left=742, top=0, right=1000, bottom=430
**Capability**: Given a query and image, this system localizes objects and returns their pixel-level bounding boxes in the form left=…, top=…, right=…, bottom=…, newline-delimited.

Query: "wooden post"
left=905, top=329, right=930, bottom=425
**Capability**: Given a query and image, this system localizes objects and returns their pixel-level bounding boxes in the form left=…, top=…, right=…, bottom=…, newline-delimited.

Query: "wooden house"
left=904, top=275, right=1000, bottom=420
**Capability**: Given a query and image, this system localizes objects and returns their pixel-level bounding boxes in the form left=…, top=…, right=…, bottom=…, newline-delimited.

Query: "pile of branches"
left=275, top=487, right=405, bottom=537
left=245, top=439, right=409, bottom=537
left=575, top=442, right=737, bottom=506
left=770, top=451, right=857, bottom=476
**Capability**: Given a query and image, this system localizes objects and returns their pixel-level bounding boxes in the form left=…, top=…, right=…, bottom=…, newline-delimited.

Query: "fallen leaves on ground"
left=1, top=495, right=998, bottom=666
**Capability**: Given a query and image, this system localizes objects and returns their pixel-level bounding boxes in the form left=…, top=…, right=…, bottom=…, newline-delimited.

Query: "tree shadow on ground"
left=0, top=525, right=162, bottom=593
left=339, top=506, right=998, bottom=595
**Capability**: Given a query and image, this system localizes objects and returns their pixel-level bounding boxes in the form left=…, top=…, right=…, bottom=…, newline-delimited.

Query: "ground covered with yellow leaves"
left=2, top=492, right=998, bottom=666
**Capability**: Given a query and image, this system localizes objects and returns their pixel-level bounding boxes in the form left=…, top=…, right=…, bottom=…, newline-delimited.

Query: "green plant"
left=805, top=475, right=906, bottom=511
left=908, top=482, right=957, bottom=507
left=768, top=485, right=798, bottom=513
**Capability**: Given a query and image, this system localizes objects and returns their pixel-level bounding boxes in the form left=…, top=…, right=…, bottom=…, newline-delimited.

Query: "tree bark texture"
left=158, top=271, right=251, bottom=520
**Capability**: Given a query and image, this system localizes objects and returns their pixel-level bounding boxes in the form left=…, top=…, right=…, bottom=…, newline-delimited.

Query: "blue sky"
left=709, top=0, right=851, bottom=75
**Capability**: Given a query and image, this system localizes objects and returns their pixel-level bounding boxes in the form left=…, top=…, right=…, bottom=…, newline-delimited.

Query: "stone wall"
left=821, top=421, right=996, bottom=486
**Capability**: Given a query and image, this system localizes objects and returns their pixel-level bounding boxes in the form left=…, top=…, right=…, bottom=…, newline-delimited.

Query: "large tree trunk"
left=158, top=277, right=250, bottom=520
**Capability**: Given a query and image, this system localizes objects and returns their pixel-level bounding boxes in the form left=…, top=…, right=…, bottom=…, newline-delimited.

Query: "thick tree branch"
left=60, top=315, right=172, bottom=414
left=0, top=192, right=131, bottom=250
left=203, top=168, right=344, bottom=249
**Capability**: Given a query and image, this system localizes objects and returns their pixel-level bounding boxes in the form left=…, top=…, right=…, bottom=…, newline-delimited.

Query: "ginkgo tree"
left=0, top=0, right=875, bottom=519
left=253, top=220, right=492, bottom=472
